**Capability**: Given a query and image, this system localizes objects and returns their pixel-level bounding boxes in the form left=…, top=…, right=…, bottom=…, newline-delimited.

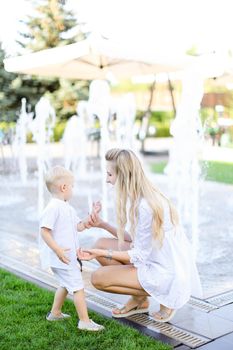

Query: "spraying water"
left=87, top=80, right=111, bottom=220
left=164, top=69, right=204, bottom=257
left=32, top=97, right=56, bottom=216
left=13, top=98, right=33, bottom=184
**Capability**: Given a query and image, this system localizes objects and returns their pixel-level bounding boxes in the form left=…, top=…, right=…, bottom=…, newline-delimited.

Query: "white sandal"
left=152, top=309, right=176, bottom=323
left=112, top=298, right=149, bottom=318
left=112, top=304, right=149, bottom=318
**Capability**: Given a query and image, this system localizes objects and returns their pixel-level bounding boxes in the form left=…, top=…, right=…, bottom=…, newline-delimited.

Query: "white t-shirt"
left=39, top=198, right=81, bottom=270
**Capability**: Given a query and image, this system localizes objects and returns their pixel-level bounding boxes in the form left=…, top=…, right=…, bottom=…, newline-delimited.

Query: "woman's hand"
left=93, top=201, right=101, bottom=214
left=77, top=248, right=103, bottom=261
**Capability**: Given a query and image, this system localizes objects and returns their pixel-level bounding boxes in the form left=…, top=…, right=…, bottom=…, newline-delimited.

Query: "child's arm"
left=77, top=201, right=101, bottom=232
left=41, top=227, right=70, bottom=264
left=77, top=219, right=91, bottom=232
left=87, top=211, right=132, bottom=242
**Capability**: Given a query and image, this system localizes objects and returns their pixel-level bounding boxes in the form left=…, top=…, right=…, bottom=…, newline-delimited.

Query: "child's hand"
left=87, top=210, right=102, bottom=228
left=92, top=201, right=101, bottom=214
left=82, top=218, right=92, bottom=229
left=55, top=247, right=71, bottom=265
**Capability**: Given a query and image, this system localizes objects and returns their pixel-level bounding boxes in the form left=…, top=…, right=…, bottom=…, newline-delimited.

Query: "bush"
left=0, top=121, right=15, bottom=132
left=136, top=110, right=172, bottom=138
left=150, top=110, right=174, bottom=122
left=53, top=121, right=67, bottom=142
left=0, top=121, right=68, bottom=143
left=154, top=121, right=171, bottom=137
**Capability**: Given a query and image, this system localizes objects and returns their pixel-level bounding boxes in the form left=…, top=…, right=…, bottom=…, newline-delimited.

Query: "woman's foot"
left=152, top=305, right=176, bottom=323
left=112, top=296, right=149, bottom=318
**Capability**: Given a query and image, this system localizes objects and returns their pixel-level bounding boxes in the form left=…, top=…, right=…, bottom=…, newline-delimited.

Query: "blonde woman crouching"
left=77, top=148, right=202, bottom=322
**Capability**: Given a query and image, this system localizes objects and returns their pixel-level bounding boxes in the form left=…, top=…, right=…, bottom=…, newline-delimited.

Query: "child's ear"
left=60, top=183, right=66, bottom=192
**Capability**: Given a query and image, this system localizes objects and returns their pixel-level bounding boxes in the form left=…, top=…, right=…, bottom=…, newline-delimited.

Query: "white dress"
left=128, top=198, right=202, bottom=309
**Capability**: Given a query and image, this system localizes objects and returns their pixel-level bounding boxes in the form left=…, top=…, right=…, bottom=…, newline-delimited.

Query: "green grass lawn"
left=0, top=269, right=171, bottom=350
left=151, top=160, right=233, bottom=185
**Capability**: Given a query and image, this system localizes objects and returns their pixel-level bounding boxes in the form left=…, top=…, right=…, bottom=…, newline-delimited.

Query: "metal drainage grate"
left=188, top=297, right=218, bottom=312
left=206, top=290, right=233, bottom=307
left=85, top=290, right=118, bottom=311
left=128, top=313, right=210, bottom=349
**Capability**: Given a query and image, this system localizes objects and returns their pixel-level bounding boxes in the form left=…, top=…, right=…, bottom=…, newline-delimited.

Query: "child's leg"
left=51, top=286, right=68, bottom=316
left=73, top=288, right=89, bottom=322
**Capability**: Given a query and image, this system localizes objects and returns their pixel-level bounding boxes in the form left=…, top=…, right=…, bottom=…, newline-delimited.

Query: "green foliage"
left=17, top=0, right=86, bottom=51
left=150, top=111, right=173, bottom=137
left=136, top=110, right=172, bottom=138
left=0, top=269, right=171, bottom=350
left=199, top=108, right=215, bottom=124
left=153, top=122, right=171, bottom=137
left=47, top=79, right=89, bottom=121
left=0, top=121, right=15, bottom=132
left=150, top=110, right=174, bottom=122
left=0, top=43, right=59, bottom=122
left=0, top=44, right=20, bottom=122
left=53, top=121, right=66, bottom=141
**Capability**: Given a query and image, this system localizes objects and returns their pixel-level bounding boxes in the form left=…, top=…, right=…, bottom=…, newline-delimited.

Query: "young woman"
left=77, top=148, right=202, bottom=322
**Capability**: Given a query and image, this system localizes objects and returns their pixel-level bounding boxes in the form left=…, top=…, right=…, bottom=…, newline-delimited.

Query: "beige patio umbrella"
left=4, top=35, right=194, bottom=80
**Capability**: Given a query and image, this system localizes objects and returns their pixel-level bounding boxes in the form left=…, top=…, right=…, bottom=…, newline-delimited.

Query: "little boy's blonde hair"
left=45, top=166, right=74, bottom=193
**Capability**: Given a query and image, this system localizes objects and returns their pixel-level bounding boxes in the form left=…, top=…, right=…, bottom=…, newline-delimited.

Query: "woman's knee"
left=91, top=268, right=106, bottom=289
left=93, top=237, right=115, bottom=249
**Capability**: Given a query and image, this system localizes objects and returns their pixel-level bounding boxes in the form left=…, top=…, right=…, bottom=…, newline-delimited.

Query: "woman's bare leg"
left=91, top=264, right=149, bottom=315
left=92, top=240, right=149, bottom=315
left=91, top=265, right=148, bottom=296
left=93, top=237, right=130, bottom=266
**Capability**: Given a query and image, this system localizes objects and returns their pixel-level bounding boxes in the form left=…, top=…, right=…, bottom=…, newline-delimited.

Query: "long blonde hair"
left=105, top=148, right=179, bottom=246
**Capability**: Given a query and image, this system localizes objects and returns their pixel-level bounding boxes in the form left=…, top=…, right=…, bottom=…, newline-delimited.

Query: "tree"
left=14, top=0, right=89, bottom=120
left=17, top=0, right=87, bottom=52
left=0, top=42, right=59, bottom=122
left=0, top=43, right=19, bottom=121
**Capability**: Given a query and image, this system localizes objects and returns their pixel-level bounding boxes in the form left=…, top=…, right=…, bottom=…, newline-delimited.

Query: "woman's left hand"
left=77, top=248, right=103, bottom=261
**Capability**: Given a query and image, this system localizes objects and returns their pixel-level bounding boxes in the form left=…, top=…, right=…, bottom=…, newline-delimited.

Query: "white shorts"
left=51, top=266, right=84, bottom=294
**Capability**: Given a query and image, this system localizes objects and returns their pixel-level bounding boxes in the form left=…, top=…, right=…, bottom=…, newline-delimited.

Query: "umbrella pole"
left=167, top=74, right=176, bottom=116
left=140, top=77, right=156, bottom=153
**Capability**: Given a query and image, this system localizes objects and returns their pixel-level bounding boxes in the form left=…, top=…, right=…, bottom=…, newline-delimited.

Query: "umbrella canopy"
left=4, top=35, right=194, bottom=80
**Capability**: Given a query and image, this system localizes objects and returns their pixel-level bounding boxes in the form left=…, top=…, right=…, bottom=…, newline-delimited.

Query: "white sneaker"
left=78, top=319, right=105, bottom=331
left=46, top=312, right=71, bottom=321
